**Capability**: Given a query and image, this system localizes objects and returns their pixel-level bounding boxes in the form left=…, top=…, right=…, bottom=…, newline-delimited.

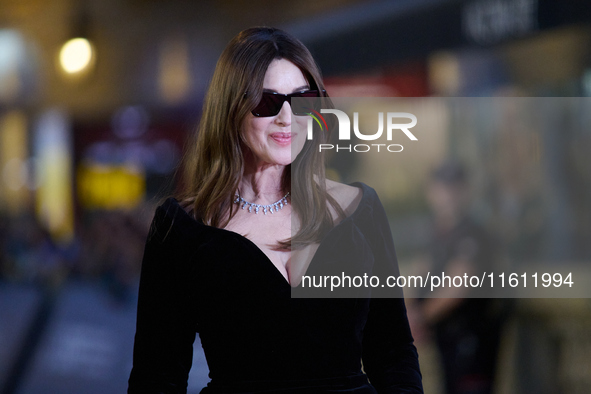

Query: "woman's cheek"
left=290, top=117, right=308, bottom=159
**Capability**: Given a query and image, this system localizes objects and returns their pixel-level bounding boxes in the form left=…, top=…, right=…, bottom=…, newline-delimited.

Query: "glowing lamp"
left=59, top=38, right=94, bottom=74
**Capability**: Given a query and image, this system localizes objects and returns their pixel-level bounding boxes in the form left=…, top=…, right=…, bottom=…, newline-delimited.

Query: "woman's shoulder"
left=146, top=197, right=204, bottom=242
left=156, top=197, right=200, bottom=220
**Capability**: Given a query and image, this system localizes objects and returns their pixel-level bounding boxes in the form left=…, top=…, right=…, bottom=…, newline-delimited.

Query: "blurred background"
left=0, top=0, right=590, bottom=393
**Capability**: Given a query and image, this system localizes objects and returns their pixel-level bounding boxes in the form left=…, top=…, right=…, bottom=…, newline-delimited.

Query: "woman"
left=128, top=27, right=422, bottom=393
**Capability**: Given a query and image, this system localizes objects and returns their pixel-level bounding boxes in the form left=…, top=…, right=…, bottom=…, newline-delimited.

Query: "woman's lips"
left=269, top=132, right=291, bottom=145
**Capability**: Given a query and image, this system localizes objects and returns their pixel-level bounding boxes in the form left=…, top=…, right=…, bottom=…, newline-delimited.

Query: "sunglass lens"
left=291, top=91, right=322, bottom=116
left=251, top=90, right=324, bottom=117
left=252, top=94, right=284, bottom=117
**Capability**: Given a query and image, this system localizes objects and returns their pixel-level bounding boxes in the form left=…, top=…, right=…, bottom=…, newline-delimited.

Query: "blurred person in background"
left=128, top=27, right=422, bottom=393
left=3, top=214, right=67, bottom=286
left=408, top=161, right=505, bottom=394
left=0, top=215, right=8, bottom=281
left=76, top=210, right=146, bottom=304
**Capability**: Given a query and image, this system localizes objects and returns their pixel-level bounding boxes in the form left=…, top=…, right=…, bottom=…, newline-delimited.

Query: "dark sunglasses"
left=251, top=90, right=326, bottom=117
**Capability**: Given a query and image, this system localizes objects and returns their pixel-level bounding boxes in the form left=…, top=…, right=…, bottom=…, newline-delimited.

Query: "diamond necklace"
left=234, top=192, right=290, bottom=214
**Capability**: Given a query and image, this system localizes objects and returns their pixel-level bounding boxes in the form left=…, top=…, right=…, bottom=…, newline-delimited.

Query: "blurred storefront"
left=0, top=0, right=590, bottom=393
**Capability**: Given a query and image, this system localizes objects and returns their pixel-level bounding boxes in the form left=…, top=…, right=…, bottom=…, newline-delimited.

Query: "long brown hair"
left=178, top=27, right=343, bottom=249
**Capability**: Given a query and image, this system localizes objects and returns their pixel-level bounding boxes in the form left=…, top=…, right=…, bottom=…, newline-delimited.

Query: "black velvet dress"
left=128, top=183, right=423, bottom=393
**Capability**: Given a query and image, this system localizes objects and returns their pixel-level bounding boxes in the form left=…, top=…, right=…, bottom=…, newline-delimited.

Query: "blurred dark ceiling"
left=1, top=0, right=431, bottom=118
left=1, top=0, right=590, bottom=119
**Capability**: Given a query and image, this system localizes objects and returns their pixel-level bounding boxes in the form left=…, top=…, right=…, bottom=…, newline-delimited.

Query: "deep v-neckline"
left=169, top=183, right=367, bottom=287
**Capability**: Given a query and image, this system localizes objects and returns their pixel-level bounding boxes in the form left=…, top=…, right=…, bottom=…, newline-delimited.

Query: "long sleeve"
left=128, top=206, right=198, bottom=394
left=361, top=189, right=423, bottom=393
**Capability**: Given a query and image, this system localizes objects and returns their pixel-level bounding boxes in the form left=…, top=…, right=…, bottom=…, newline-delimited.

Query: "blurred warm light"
left=158, top=35, right=191, bottom=104
left=0, top=110, right=29, bottom=213
left=35, top=109, right=74, bottom=244
left=59, top=38, right=94, bottom=74
left=428, top=51, right=461, bottom=95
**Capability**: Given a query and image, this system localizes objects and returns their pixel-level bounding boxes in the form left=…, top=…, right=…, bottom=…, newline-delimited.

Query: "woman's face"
left=241, top=58, right=309, bottom=167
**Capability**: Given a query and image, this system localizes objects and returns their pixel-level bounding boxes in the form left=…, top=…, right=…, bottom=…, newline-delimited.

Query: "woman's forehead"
left=262, top=59, right=308, bottom=93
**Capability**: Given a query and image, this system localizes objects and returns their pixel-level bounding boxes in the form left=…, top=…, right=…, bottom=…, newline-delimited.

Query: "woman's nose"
left=275, top=101, right=292, bottom=126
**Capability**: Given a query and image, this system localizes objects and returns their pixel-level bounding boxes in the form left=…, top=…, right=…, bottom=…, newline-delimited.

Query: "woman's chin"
left=273, top=147, right=300, bottom=166
left=275, top=156, right=295, bottom=166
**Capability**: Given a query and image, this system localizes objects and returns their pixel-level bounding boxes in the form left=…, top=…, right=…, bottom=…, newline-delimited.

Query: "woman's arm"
left=362, top=298, right=423, bottom=393
left=360, top=188, right=423, bottom=393
left=128, top=207, right=197, bottom=393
